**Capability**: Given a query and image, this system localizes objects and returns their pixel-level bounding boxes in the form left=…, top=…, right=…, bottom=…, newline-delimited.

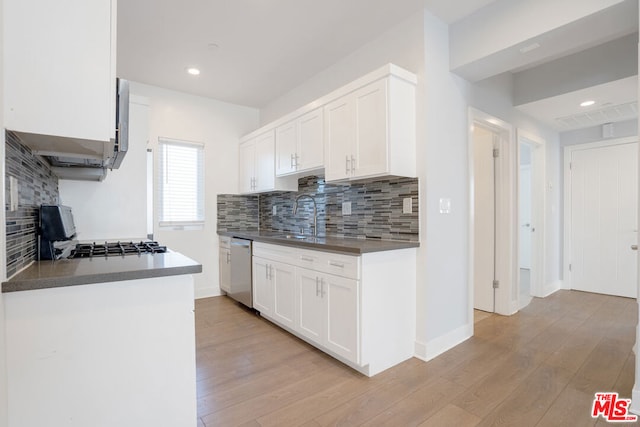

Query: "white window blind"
left=157, top=138, right=204, bottom=226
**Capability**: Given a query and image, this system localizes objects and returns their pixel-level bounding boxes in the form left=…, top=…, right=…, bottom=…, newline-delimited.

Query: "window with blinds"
left=157, top=138, right=205, bottom=227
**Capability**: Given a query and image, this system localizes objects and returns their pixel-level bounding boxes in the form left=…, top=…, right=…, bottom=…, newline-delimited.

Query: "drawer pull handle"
left=329, top=261, right=345, bottom=268
left=300, top=256, right=314, bottom=262
left=316, top=277, right=320, bottom=296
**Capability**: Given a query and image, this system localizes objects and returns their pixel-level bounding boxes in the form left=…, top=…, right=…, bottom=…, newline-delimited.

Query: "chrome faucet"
left=293, top=194, right=317, bottom=236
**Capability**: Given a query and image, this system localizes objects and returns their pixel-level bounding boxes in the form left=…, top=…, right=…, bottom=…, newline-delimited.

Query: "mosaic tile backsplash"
left=5, top=131, right=59, bottom=278
left=216, top=194, right=259, bottom=232
left=218, top=175, right=419, bottom=241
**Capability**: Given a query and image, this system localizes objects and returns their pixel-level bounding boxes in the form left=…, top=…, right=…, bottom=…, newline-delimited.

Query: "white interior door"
left=570, top=141, right=638, bottom=298
left=473, top=126, right=496, bottom=312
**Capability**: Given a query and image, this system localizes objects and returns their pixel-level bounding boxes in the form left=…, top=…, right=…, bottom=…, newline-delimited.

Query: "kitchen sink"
left=282, top=234, right=309, bottom=240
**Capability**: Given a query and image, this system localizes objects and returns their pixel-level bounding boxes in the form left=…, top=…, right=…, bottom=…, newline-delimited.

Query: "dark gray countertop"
left=2, top=251, right=202, bottom=293
left=218, top=230, right=419, bottom=254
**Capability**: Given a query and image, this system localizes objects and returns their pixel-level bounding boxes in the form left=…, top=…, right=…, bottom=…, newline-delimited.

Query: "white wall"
left=260, top=12, right=425, bottom=124
left=59, top=96, right=150, bottom=241
left=560, top=119, right=638, bottom=147
left=260, top=8, right=563, bottom=361
left=0, top=0, right=9, bottom=422
left=130, top=82, right=259, bottom=298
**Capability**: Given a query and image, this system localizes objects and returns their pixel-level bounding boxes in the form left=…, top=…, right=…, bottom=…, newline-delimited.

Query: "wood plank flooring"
left=195, top=290, right=638, bottom=426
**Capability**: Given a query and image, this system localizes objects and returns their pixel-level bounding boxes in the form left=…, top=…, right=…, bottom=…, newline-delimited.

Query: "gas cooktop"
left=72, top=241, right=168, bottom=258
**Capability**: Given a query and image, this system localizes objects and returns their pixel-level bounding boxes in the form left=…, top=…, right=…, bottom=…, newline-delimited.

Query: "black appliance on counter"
left=39, top=205, right=78, bottom=260
left=39, top=205, right=168, bottom=260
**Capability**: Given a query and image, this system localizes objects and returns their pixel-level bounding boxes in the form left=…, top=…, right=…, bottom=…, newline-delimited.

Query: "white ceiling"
left=516, top=76, right=638, bottom=131
left=118, top=0, right=429, bottom=108
left=423, top=0, right=498, bottom=23
left=117, top=0, right=637, bottom=132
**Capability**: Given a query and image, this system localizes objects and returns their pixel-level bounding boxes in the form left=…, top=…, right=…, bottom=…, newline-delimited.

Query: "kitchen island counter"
left=218, top=230, right=419, bottom=255
left=2, top=251, right=202, bottom=293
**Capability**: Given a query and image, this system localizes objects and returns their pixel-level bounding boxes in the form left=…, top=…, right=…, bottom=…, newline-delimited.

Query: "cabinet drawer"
left=219, top=236, right=231, bottom=249
left=253, top=242, right=297, bottom=265
left=298, top=248, right=359, bottom=280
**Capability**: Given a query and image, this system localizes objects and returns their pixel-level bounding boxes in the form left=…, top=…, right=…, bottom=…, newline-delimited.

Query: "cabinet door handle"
left=300, top=256, right=314, bottom=262
left=290, top=153, right=295, bottom=168
left=315, top=277, right=320, bottom=296
left=226, top=253, right=230, bottom=263
left=329, top=261, right=345, bottom=268
left=351, top=155, right=356, bottom=173
left=265, top=264, right=269, bottom=280
left=345, top=155, right=350, bottom=175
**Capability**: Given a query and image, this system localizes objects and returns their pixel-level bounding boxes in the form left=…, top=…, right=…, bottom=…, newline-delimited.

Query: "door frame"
left=516, top=129, right=546, bottom=299
left=562, top=136, right=638, bottom=290
left=468, top=107, right=517, bottom=322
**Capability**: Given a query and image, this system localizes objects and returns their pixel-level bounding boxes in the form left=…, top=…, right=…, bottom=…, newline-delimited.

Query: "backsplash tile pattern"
left=216, top=194, right=260, bottom=232
left=261, top=176, right=419, bottom=241
left=218, top=175, right=419, bottom=242
left=5, top=131, right=59, bottom=278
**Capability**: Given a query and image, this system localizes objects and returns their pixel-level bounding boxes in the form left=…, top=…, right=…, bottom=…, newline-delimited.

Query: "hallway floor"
left=195, top=290, right=637, bottom=426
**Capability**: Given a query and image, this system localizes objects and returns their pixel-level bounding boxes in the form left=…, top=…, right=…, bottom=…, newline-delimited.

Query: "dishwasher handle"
left=231, top=238, right=252, bottom=248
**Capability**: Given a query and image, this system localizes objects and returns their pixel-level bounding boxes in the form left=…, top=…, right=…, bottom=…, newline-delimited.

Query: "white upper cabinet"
left=239, top=130, right=298, bottom=194
left=4, top=0, right=117, bottom=144
left=324, top=75, right=416, bottom=182
left=240, top=64, right=416, bottom=190
left=275, top=108, right=324, bottom=177
left=275, top=121, right=297, bottom=176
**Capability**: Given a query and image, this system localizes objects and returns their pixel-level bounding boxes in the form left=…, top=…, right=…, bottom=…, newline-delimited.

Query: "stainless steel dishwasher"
left=229, top=238, right=253, bottom=308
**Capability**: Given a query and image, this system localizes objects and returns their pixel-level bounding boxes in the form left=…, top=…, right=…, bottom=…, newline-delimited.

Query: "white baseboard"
left=414, top=323, right=473, bottom=362
left=194, top=286, right=221, bottom=300
left=543, top=280, right=563, bottom=297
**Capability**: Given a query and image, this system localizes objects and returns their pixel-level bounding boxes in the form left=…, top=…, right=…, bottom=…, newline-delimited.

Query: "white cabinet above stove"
left=4, top=0, right=117, bottom=145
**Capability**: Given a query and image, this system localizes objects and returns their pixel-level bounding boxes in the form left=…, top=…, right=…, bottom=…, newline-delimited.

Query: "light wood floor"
left=195, top=290, right=638, bottom=426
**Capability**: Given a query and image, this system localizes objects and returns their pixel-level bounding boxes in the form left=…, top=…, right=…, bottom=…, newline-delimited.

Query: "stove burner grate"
left=72, top=241, right=168, bottom=258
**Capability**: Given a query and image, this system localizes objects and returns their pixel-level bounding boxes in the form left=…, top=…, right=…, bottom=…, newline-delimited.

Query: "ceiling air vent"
left=555, top=101, right=638, bottom=131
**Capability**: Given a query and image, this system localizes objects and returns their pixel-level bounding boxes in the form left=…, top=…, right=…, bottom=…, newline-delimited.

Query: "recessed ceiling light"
left=580, top=100, right=596, bottom=107
left=186, top=67, right=201, bottom=76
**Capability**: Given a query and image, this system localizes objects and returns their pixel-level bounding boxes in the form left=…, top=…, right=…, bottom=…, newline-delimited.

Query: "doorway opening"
left=468, top=108, right=517, bottom=323
left=517, top=130, right=546, bottom=309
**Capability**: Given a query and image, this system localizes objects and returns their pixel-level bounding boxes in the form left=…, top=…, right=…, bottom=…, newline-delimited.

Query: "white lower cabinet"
left=298, top=268, right=359, bottom=362
left=252, top=241, right=416, bottom=377
left=219, top=248, right=231, bottom=293
left=252, top=256, right=297, bottom=331
left=219, top=237, right=231, bottom=293
left=297, top=268, right=326, bottom=346
left=271, top=261, right=297, bottom=330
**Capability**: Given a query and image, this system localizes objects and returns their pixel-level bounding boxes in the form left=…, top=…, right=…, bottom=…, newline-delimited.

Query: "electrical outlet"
left=403, top=197, right=412, bottom=214
left=342, top=201, right=351, bottom=215
left=9, top=176, right=18, bottom=212
left=272, top=205, right=277, bottom=215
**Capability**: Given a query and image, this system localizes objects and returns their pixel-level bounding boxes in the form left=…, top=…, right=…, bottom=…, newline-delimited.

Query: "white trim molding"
left=468, top=107, right=516, bottom=318
left=414, top=323, right=473, bottom=362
